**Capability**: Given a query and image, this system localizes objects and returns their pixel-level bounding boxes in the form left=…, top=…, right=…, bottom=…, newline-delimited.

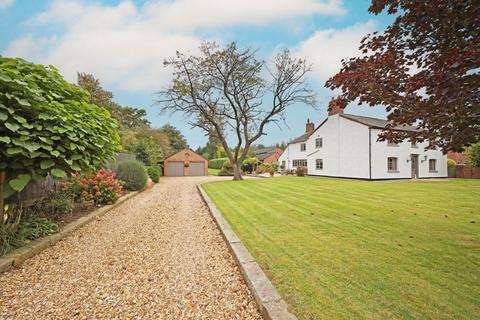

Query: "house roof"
left=340, top=113, right=420, bottom=132
left=253, top=147, right=281, bottom=161
left=164, top=148, right=208, bottom=162
left=286, top=113, right=419, bottom=146
left=289, top=132, right=313, bottom=144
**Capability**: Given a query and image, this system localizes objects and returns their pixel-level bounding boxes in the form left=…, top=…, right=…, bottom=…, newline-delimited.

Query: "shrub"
left=0, top=57, right=120, bottom=212
left=219, top=160, right=234, bottom=176
left=62, top=169, right=123, bottom=205
left=209, top=157, right=228, bottom=169
left=465, top=143, right=480, bottom=167
left=117, top=160, right=148, bottom=191
left=296, top=166, right=306, bottom=177
left=147, top=166, right=161, bottom=183
left=242, top=156, right=260, bottom=173
left=447, top=159, right=457, bottom=167
left=265, top=163, right=278, bottom=176
left=12, top=215, right=58, bottom=246
left=30, top=189, right=74, bottom=218
left=0, top=205, right=22, bottom=255
left=255, top=166, right=265, bottom=174
left=1, top=206, right=58, bottom=256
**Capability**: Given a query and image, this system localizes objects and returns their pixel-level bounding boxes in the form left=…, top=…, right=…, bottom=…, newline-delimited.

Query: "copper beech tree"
left=157, top=42, right=317, bottom=180
left=326, top=0, right=479, bottom=152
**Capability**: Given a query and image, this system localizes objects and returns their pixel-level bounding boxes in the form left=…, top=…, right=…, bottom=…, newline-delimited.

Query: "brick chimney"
left=328, top=97, right=346, bottom=116
left=305, top=119, right=314, bottom=133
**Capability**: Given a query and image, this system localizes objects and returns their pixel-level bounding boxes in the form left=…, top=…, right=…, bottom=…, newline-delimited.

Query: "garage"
left=167, top=161, right=184, bottom=176
left=189, top=162, right=205, bottom=176
left=164, top=148, right=208, bottom=177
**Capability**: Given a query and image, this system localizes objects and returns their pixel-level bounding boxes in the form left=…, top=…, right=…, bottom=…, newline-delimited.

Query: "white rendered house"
left=278, top=110, right=447, bottom=180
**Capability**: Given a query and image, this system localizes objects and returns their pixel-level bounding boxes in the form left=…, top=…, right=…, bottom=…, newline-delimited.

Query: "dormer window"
left=300, top=143, right=306, bottom=152
left=315, top=138, right=323, bottom=149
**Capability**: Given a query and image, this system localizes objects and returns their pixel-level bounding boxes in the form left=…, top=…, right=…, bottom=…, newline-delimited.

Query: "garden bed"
left=0, top=191, right=139, bottom=273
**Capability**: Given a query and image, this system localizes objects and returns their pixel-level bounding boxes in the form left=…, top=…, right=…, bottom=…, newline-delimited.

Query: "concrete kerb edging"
left=0, top=191, right=141, bottom=274
left=197, top=185, right=297, bottom=320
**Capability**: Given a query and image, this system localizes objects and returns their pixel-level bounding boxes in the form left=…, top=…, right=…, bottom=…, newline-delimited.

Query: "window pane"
left=388, top=157, right=397, bottom=171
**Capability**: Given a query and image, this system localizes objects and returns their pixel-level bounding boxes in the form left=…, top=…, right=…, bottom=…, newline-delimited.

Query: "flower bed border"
left=197, top=185, right=297, bottom=320
left=0, top=191, right=140, bottom=274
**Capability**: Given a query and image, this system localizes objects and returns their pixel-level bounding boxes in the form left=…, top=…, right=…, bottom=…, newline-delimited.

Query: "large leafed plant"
left=0, top=57, right=120, bottom=212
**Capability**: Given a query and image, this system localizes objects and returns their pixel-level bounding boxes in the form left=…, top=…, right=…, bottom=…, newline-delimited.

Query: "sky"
left=0, top=0, right=395, bottom=148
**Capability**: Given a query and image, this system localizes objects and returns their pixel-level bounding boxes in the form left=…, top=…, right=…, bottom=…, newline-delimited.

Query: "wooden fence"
left=6, top=175, right=58, bottom=205
left=448, top=165, right=480, bottom=179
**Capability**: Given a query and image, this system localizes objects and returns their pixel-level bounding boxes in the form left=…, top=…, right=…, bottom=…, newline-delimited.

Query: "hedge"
left=208, top=157, right=228, bottom=169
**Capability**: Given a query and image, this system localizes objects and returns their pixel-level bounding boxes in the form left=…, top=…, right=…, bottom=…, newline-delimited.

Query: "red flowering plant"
left=62, top=169, right=123, bottom=206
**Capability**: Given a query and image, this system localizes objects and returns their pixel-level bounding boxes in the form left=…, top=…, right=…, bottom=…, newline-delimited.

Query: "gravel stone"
left=0, top=177, right=261, bottom=320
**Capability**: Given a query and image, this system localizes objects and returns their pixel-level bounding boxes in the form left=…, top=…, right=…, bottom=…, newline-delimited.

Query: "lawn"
left=203, top=177, right=480, bottom=320
left=208, top=168, right=220, bottom=175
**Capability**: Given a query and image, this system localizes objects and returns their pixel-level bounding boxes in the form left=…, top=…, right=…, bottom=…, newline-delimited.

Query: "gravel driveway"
left=0, top=177, right=261, bottom=319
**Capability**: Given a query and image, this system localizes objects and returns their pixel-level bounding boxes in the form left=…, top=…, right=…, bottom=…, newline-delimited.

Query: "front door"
left=411, top=154, right=419, bottom=179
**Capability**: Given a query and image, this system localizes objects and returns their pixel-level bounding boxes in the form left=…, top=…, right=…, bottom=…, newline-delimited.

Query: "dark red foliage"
left=326, top=0, right=480, bottom=152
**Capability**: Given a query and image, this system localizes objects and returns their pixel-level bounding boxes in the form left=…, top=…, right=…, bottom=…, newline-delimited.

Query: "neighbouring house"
left=278, top=107, right=447, bottom=180
left=253, top=147, right=283, bottom=165
left=164, top=148, right=208, bottom=177
left=278, top=118, right=316, bottom=171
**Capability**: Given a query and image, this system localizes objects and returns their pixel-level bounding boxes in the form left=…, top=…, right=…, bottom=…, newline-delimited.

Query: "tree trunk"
left=0, top=171, right=5, bottom=217
left=232, top=162, right=243, bottom=181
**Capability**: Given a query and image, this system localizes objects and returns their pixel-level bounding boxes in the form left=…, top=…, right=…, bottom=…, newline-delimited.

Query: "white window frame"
left=387, top=157, right=398, bottom=172
left=292, top=159, right=307, bottom=167
left=316, top=159, right=323, bottom=170
left=300, top=143, right=306, bottom=152
left=315, top=138, right=323, bottom=149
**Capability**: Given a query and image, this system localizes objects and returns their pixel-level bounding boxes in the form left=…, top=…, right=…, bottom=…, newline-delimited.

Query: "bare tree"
left=157, top=42, right=317, bottom=180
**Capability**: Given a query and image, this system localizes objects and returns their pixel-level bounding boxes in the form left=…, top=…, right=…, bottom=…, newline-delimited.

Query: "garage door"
left=189, top=162, right=205, bottom=176
left=167, top=161, right=184, bottom=176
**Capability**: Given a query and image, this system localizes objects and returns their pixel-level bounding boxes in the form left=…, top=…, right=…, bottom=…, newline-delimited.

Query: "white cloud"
left=0, top=0, right=15, bottom=10
left=3, top=0, right=346, bottom=91
left=295, top=20, right=378, bottom=85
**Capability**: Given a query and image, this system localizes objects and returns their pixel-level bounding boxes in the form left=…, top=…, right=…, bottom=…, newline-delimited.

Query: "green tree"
left=0, top=58, right=120, bottom=215
left=133, top=137, right=161, bottom=166
left=465, top=143, right=480, bottom=167
left=135, top=127, right=170, bottom=157
left=77, top=73, right=150, bottom=129
left=161, top=124, right=188, bottom=154
left=197, top=133, right=222, bottom=160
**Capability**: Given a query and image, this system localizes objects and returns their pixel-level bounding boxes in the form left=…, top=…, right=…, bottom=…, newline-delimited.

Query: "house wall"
left=280, top=114, right=448, bottom=180
left=307, top=115, right=370, bottom=178
left=370, top=129, right=447, bottom=179
left=278, top=142, right=307, bottom=170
